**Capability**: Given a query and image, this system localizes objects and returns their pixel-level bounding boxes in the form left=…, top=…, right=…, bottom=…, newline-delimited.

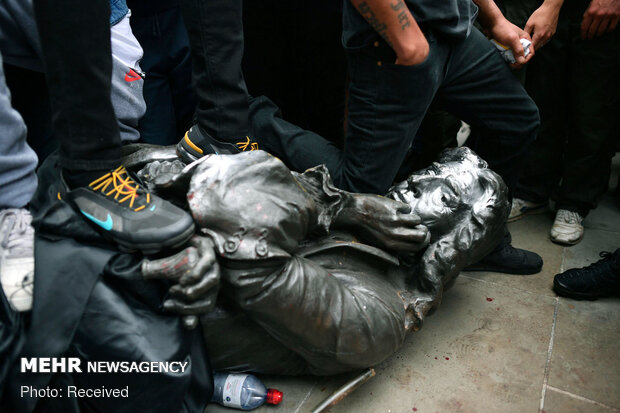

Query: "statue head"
left=386, top=147, right=510, bottom=321
left=388, top=147, right=509, bottom=242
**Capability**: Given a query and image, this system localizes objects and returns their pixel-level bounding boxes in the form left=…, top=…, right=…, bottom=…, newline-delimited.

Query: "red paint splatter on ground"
left=445, top=357, right=450, bottom=360
left=413, top=408, right=418, bottom=412
left=486, top=297, right=494, bottom=302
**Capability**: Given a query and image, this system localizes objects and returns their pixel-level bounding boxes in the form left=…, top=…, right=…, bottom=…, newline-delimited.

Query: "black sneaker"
left=65, top=165, right=195, bottom=254
left=176, top=125, right=259, bottom=163
left=463, top=243, right=543, bottom=275
left=553, top=249, right=620, bottom=300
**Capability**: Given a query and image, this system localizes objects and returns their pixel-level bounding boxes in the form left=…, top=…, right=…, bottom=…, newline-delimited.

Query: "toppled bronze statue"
left=129, top=145, right=509, bottom=375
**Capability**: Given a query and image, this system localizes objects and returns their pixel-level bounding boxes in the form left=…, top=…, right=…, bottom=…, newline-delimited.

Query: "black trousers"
left=179, top=0, right=249, bottom=142
left=255, top=27, right=540, bottom=196
left=516, top=1, right=620, bottom=217
left=33, top=0, right=121, bottom=171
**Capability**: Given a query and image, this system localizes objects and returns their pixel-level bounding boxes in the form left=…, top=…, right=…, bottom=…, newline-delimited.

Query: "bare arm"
left=473, top=0, right=535, bottom=67
left=350, top=0, right=429, bottom=65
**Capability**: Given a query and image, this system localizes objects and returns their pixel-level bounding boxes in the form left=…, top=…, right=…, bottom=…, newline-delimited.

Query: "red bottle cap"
left=266, top=389, right=283, bottom=405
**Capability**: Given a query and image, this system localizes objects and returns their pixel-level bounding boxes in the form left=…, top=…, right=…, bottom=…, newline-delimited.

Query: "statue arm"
left=294, top=165, right=429, bottom=254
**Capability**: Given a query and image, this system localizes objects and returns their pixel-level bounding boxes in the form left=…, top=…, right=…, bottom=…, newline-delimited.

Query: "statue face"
left=389, top=163, right=481, bottom=235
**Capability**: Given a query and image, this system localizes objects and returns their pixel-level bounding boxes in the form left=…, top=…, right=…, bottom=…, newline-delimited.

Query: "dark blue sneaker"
left=553, top=249, right=620, bottom=300
left=65, top=165, right=195, bottom=254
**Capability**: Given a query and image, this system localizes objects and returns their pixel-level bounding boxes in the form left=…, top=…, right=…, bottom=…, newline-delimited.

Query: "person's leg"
left=436, top=27, right=542, bottom=274
left=166, top=14, right=198, bottom=144
left=197, top=31, right=445, bottom=196
left=553, top=248, right=620, bottom=300
left=130, top=7, right=196, bottom=145
left=438, top=28, right=540, bottom=197
left=335, top=38, right=444, bottom=194
left=179, top=0, right=248, bottom=141
left=547, top=7, right=619, bottom=245
left=0, top=52, right=36, bottom=311
left=139, top=69, right=177, bottom=144
left=556, top=14, right=620, bottom=217
left=30, top=0, right=195, bottom=254
left=248, top=95, right=345, bottom=174
left=516, top=10, right=571, bottom=206
left=0, top=58, right=37, bottom=210
left=33, top=0, right=121, bottom=175
left=109, top=10, right=146, bottom=143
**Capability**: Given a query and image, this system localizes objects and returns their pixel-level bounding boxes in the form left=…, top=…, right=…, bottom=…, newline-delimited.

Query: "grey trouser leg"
left=0, top=52, right=38, bottom=208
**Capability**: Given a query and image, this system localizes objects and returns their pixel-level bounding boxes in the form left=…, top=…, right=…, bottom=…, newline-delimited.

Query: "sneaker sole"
left=507, top=205, right=548, bottom=223
left=177, top=139, right=202, bottom=164
left=550, top=234, right=583, bottom=246
left=116, top=222, right=196, bottom=255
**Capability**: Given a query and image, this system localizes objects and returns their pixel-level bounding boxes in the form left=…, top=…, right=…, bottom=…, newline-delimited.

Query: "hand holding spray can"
left=491, top=38, right=531, bottom=64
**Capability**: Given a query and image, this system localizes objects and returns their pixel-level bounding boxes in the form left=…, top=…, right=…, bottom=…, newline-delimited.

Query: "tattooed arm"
left=351, top=0, right=429, bottom=65
left=473, top=0, right=535, bottom=67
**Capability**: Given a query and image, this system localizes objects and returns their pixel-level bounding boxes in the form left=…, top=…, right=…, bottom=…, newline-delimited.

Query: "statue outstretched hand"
left=335, top=194, right=430, bottom=255
left=141, top=235, right=220, bottom=329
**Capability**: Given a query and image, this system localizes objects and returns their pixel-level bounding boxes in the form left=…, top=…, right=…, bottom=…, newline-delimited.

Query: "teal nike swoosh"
left=80, top=210, right=113, bottom=231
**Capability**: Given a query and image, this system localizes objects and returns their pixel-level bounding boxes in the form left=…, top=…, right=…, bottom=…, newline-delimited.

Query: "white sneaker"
left=550, top=209, right=584, bottom=245
left=0, top=208, right=34, bottom=311
left=508, top=198, right=547, bottom=222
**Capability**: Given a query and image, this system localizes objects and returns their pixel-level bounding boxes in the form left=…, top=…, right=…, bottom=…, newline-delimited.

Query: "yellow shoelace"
left=236, top=136, right=259, bottom=151
left=89, top=166, right=150, bottom=211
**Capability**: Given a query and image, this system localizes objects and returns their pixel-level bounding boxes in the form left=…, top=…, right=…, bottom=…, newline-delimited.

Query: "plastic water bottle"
left=211, top=371, right=283, bottom=410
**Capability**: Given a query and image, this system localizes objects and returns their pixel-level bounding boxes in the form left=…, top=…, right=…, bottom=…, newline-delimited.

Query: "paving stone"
left=543, top=387, right=618, bottom=413
left=547, top=299, right=620, bottom=408
left=583, top=193, right=620, bottom=233
left=463, top=212, right=562, bottom=298
left=328, top=276, right=555, bottom=413
left=562, top=228, right=620, bottom=272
